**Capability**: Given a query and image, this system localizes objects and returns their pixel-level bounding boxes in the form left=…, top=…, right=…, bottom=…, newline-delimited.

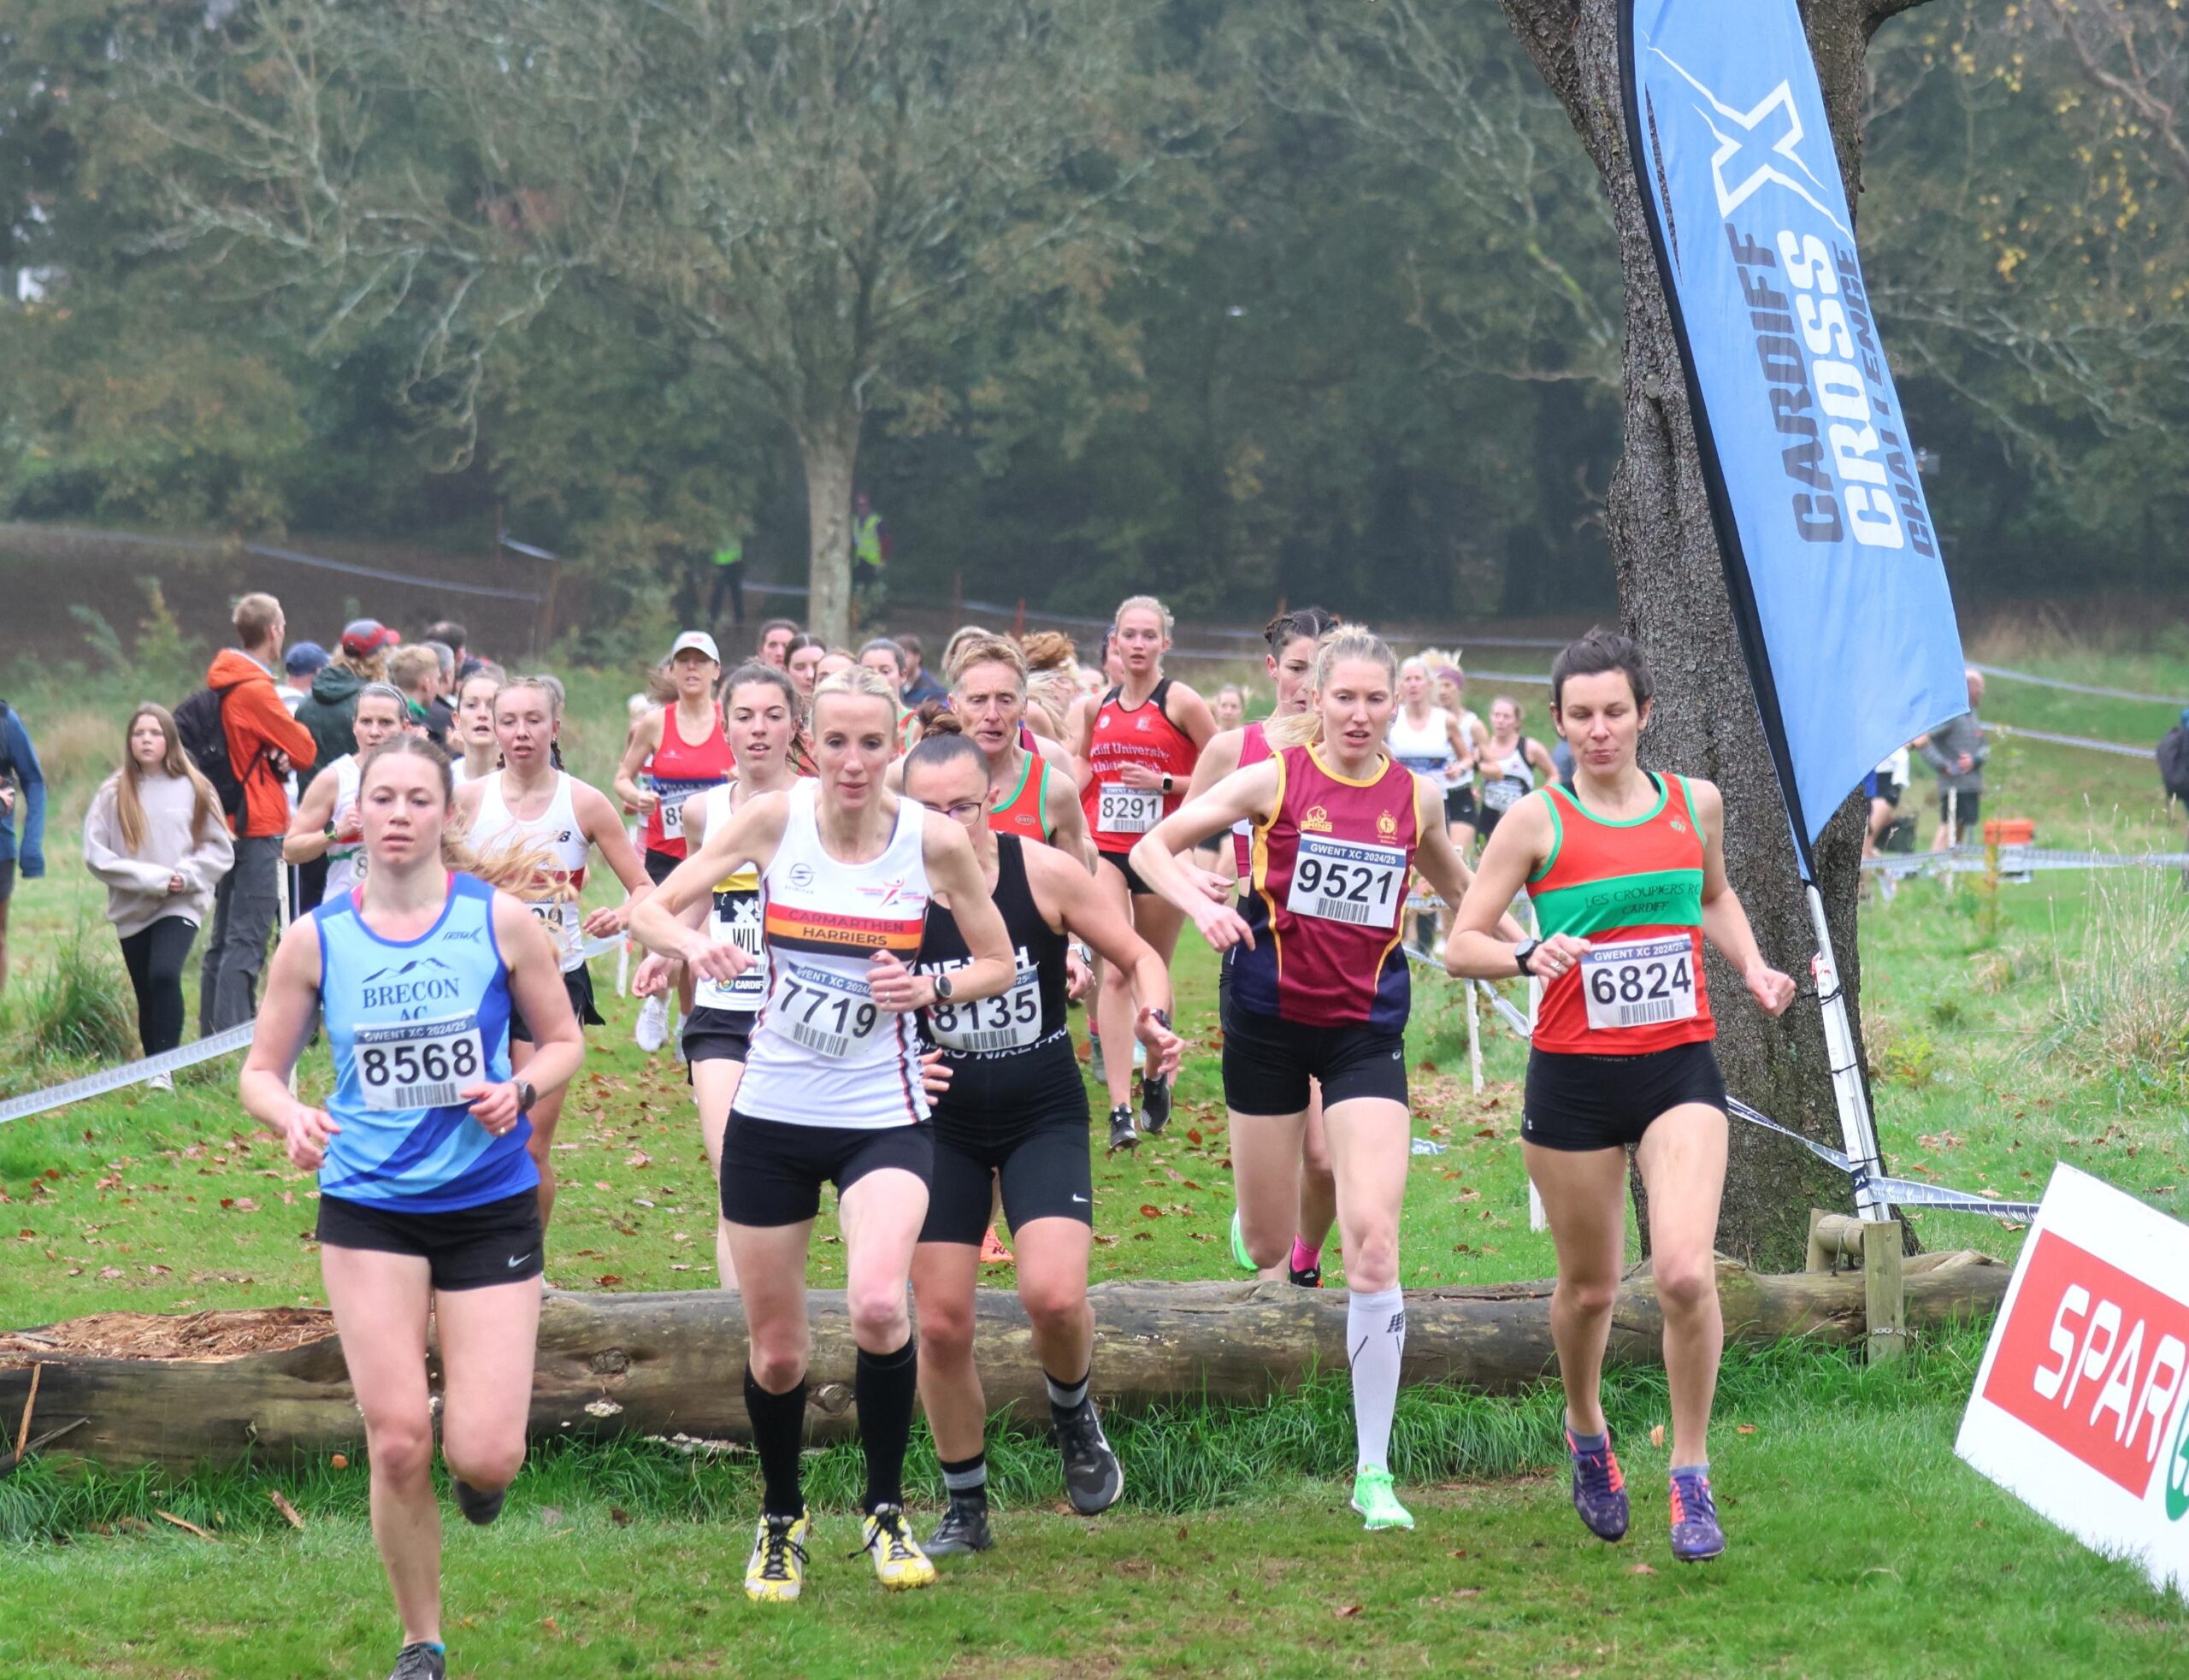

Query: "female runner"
left=1134, top=628, right=1519, bottom=1533
left=1068, top=596, right=1214, bottom=1149
left=633, top=666, right=1014, bottom=1604
left=1474, top=695, right=1560, bottom=843
left=1430, top=662, right=1490, bottom=852
left=630, top=663, right=808, bottom=1288
left=616, top=632, right=735, bottom=1050
left=1447, top=631, right=1794, bottom=1564
left=456, top=677, right=652, bottom=1221
left=900, top=716, right=1181, bottom=1556
left=1182, top=605, right=1340, bottom=1288
left=1387, top=657, right=1477, bottom=952
left=286, top=683, right=411, bottom=906
left=449, top=667, right=503, bottom=788
left=241, top=734, right=586, bottom=1680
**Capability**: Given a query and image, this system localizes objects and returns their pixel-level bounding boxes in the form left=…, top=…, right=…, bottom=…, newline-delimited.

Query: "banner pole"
left=1466, top=976, right=1483, bottom=1097
left=1804, top=883, right=1888, bottom=1222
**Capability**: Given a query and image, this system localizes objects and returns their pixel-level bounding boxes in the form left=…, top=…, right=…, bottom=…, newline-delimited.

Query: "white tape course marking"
left=1973, top=663, right=2184, bottom=708
left=0, top=1023, right=257, bottom=1127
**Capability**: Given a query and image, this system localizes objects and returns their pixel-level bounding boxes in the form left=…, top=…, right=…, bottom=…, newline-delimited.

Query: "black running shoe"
left=1053, top=1397, right=1124, bottom=1516
left=924, top=1496, right=994, bottom=1557
left=1139, top=1072, right=1171, bottom=1135
left=451, top=1477, right=506, bottom=1527
left=1106, top=1104, right=1137, bottom=1152
left=389, top=1642, right=446, bottom=1680
left=1288, top=1263, right=1323, bottom=1288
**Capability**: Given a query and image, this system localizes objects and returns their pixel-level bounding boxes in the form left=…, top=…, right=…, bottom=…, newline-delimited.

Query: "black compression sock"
left=855, top=1337, right=919, bottom=1512
left=1045, top=1369, right=1090, bottom=1412
left=941, top=1450, right=989, bottom=1508
left=744, top=1365, right=809, bottom=1519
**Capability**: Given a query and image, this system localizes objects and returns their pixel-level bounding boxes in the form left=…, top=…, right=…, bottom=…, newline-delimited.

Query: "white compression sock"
left=1347, top=1286, right=1406, bottom=1472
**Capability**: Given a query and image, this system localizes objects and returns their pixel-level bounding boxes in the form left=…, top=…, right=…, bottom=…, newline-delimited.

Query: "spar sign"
left=1957, top=1164, right=2189, bottom=1591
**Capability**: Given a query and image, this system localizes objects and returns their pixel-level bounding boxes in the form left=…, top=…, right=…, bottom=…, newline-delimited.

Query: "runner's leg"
left=1013, top=1216, right=1095, bottom=1398
left=910, top=1241, right=986, bottom=1465
left=1520, top=1141, right=1629, bottom=1438
left=1092, top=860, right=1139, bottom=1121
left=434, top=1276, right=544, bottom=1498
left=1632, top=1105, right=1728, bottom=1470
left=692, top=1058, right=744, bottom=1288
left=322, top=1244, right=440, bottom=1648
left=727, top=1218, right=817, bottom=1515
left=838, top=1167, right=929, bottom=1512
left=1232, top=1106, right=1311, bottom=1274
left=1322, top=1096, right=1410, bottom=1476
left=1294, top=1086, right=1337, bottom=1278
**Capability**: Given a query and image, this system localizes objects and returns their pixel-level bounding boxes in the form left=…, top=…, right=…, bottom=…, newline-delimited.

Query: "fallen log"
left=0, top=1253, right=2005, bottom=1470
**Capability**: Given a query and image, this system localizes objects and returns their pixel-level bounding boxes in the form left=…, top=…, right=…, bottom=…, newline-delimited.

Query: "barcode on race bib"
left=771, top=964, right=883, bottom=1061
left=1581, top=936, right=1698, bottom=1032
left=929, top=968, right=1041, bottom=1052
left=1099, top=782, right=1163, bottom=834
left=353, top=1013, right=487, bottom=1111
left=1286, top=836, right=1406, bottom=928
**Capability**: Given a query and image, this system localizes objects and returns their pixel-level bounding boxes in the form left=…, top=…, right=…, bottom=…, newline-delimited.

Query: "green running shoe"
left=1349, top=1466, right=1414, bottom=1532
left=1230, top=1207, right=1256, bottom=1271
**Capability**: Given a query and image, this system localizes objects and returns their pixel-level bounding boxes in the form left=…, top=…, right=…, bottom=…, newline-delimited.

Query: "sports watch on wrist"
left=1512, top=939, right=1543, bottom=978
left=932, top=972, right=955, bottom=1003
left=1161, top=774, right=1174, bottom=795
left=513, top=1078, right=538, bottom=1114
left=1139, top=1005, right=1172, bottom=1030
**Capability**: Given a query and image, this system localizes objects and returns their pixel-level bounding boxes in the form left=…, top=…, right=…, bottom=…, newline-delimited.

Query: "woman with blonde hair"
left=83, top=704, right=235, bottom=1086
left=1133, top=627, right=1520, bottom=1534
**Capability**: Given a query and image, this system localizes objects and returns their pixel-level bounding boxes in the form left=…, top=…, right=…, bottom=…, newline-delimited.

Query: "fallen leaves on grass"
left=1649, top=1424, right=1666, bottom=1447
left=1333, top=1603, right=1364, bottom=1618
left=1628, top=1564, right=1655, bottom=1577
left=155, top=1510, right=215, bottom=1541
left=268, top=1490, right=305, bottom=1531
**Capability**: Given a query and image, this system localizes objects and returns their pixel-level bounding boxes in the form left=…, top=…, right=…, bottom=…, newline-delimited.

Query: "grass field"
left=0, top=625, right=2186, bottom=1674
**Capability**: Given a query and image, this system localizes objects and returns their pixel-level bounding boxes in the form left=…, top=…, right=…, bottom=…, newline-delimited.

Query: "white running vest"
left=735, top=781, right=932, bottom=1129
left=468, top=771, right=592, bottom=972
left=319, top=754, right=365, bottom=905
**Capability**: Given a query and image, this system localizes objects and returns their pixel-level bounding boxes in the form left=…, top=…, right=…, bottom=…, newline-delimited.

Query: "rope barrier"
left=1864, top=844, right=2189, bottom=879
left=1972, top=662, right=2184, bottom=708
left=1990, top=722, right=2155, bottom=759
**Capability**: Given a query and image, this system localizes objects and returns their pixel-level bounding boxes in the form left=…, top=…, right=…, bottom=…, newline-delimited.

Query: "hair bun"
left=916, top=699, right=965, bottom=735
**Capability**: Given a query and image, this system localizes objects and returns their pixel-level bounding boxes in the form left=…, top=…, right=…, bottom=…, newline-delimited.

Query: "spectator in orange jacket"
left=198, top=592, right=317, bottom=1034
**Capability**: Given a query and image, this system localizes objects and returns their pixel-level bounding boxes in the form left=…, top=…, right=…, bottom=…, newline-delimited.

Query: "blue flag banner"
left=1622, top=0, right=1967, bottom=869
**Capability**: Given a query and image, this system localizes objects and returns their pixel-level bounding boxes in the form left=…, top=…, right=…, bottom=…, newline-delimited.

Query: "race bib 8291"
left=1098, top=782, right=1163, bottom=834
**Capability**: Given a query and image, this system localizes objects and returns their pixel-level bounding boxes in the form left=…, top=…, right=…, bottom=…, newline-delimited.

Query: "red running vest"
left=1080, top=678, right=1200, bottom=855
left=1229, top=744, right=1419, bottom=1030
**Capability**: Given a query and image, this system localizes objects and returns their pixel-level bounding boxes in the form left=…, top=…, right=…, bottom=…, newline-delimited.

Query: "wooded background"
left=3, top=1, right=2184, bottom=661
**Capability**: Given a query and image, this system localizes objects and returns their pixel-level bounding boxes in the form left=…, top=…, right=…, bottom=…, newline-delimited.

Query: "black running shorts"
left=682, top=1005, right=754, bottom=1068
left=720, top=1111, right=934, bottom=1228
left=1520, top=1040, right=1726, bottom=1152
left=1938, top=791, right=1980, bottom=838
left=1443, top=784, right=1478, bottom=827
left=316, top=1189, right=545, bottom=1291
left=922, top=1052, right=1093, bottom=1244
left=509, top=964, right=603, bottom=1043
left=1097, top=848, right=1158, bottom=898
left=1221, top=990, right=1407, bottom=1117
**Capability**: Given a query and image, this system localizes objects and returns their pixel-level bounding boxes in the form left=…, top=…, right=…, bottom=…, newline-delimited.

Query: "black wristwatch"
left=932, top=972, right=955, bottom=1003
left=1161, top=774, right=1174, bottom=795
left=513, top=1077, right=538, bottom=1114
left=1139, top=1005, right=1172, bottom=1030
left=1512, top=939, right=1543, bottom=978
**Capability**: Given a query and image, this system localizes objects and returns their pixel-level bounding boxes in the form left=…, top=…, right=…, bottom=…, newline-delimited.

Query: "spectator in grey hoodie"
left=84, top=704, right=235, bottom=1083
left=1918, top=668, right=1988, bottom=848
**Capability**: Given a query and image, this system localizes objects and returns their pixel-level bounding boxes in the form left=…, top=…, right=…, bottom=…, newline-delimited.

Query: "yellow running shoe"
left=744, top=1509, right=810, bottom=1603
left=858, top=1504, right=938, bottom=1590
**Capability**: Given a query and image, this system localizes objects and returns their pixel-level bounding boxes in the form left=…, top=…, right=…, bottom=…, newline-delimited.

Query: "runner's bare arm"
left=1041, top=764, right=1095, bottom=870
left=487, top=892, right=587, bottom=1110
left=1447, top=793, right=1583, bottom=979
left=1408, top=777, right=1525, bottom=943
left=611, top=710, right=665, bottom=811
left=1689, top=778, right=1795, bottom=1017
left=1129, top=759, right=1283, bottom=952
left=239, top=918, right=334, bottom=1167
left=1166, top=681, right=1219, bottom=752
left=628, top=792, right=789, bottom=968
left=281, top=769, right=343, bottom=864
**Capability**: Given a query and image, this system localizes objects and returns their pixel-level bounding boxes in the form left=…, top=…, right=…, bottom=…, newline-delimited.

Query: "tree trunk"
left=1499, top=0, right=1927, bottom=1266
left=0, top=1256, right=2005, bottom=1471
left=797, top=402, right=862, bottom=649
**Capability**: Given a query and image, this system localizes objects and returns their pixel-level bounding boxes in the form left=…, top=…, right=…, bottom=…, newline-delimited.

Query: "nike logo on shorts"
left=507, top=1253, right=533, bottom=1269
left=1071, top=1194, right=1089, bottom=1204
